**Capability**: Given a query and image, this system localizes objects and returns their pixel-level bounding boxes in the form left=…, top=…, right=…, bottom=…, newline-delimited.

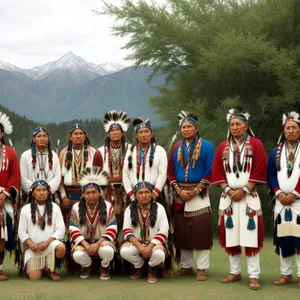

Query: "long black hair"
left=130, top=200, right=158, bottom=228
left=78, top=194, right=107, bottom=226
left=29, top=194, right=53, bottom=230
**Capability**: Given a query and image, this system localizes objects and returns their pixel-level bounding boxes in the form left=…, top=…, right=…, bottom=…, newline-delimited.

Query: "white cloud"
left=0, top=0, right=131, bottom=68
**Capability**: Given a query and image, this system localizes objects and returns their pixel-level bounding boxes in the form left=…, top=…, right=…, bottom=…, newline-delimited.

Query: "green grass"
left=0, top=239, right=299, bottom=300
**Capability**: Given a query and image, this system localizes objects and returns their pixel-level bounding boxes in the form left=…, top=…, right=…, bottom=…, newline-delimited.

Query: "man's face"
left=135, top=188, right=152, bottom=206
left=284, top=120, right=300, bottom=144
left=83, top=187, right=100, bottom=207
left=136, top=128, right=152, bottom=146
left=181, top=122, right=198, bottom=140
left=69, top=129, right=86, bottom=148
left=229, top=119, right=249, bottom=139
left=33, top=131, right=49, bottom=149
left=108, top=127, right=124, bottom=142
left=32, top=184, right=49, bottom=202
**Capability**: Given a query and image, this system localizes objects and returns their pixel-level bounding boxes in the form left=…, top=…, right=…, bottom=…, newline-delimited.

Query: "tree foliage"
left=99, top=0, right=300, bottom=150
left=98, top=0, right=300, bottom=235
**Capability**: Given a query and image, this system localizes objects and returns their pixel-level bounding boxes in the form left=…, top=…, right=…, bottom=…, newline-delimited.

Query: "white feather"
left=78, top=167, right=109, bottom=188
left=0, top=112, right=13, bottom=134
left=104, top=110, right=130, bottom=133
left=282, top=111, right=300, bottom=125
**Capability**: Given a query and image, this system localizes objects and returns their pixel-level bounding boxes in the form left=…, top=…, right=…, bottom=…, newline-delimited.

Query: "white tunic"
left=20, top=149, right=61, bottom=194
left=18, top=202, right=65, bottom=267
left=123, top=144, right=168, bottom=201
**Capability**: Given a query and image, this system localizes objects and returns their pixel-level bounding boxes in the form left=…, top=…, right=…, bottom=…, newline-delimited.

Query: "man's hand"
left=27, top=240, right=39, bottom=252
left=0, top=193, right=7, bottom=209
left=37, top=241, right=49, bottom=252
left=286, top=193, right=297, bottom=205
left=277, top=192, right=290, bottom=206
left=61, top=197, right=71, bottom=208
left=230, top=189, right=246, bottom=202
left=142, top=243, right=155, bottom=260
left=180, top=190, right=193, bottom=202
left=86, top=243, right=100, bottom=256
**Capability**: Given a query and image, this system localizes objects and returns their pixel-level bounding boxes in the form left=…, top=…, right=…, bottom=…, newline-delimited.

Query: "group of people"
left=0, top=107, right=299, bottom=290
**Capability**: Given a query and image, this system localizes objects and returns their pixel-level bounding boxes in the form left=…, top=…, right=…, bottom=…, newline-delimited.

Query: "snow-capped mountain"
left=22, top=51, right=108, bottom=79
left=0, top=60, right=24, bottom=73
left=0, top=52, right=127, bottom=79
left=98, top=62, right=126, bottom=73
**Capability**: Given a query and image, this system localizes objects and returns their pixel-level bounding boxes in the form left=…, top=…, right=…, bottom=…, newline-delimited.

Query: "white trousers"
left=229, top=254, right=260, bottom=278
left=180, top=249, right=210, bottom=270
left=73, top=245, right=114, bottom=268
left=120, top=243, right=165, bottom=269
left=280, top=252, right=300, bottom=277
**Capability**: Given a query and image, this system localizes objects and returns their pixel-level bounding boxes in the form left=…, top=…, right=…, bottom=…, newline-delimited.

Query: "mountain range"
left=0, top=52, right=165, bottom=124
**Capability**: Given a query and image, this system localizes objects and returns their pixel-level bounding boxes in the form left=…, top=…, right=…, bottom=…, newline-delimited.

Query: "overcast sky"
left=0, top=0, right=131, bottom=68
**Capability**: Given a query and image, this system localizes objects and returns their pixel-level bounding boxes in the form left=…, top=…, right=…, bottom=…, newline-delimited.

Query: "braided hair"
left=29, top=194, right=53, bottom=230
left=130, top=199, right=158, bottom=228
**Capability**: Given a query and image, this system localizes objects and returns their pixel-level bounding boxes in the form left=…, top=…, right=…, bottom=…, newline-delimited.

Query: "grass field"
left=0, top=239, right=299, bottom=300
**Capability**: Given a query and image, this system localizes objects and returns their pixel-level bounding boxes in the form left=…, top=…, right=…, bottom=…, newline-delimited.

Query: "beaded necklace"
left=178, top=137, right=202, bottom=182
left=285, top=141, right=300, bottom=177
left=86, top=204, right=100, bottom=241
left=0, top=144, right=8, bottom=171
left=72, top=148, right=83, bottom=181
left=222, top=134, right=252, bottom=178
left=136, top=144, right=150, bottom=181
left=137, top=204, right=150, bottom=242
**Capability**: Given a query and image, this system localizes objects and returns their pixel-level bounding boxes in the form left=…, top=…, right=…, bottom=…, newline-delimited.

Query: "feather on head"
left=103, top=110, right=130, bottom=133
left=0, top=112, right=12, bottom=134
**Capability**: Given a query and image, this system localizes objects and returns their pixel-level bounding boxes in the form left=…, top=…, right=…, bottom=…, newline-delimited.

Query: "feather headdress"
left=277, top=111, right=300, bottom=145
left=178, top=110, right=198, bottom=127
left=226, top=108, right=254, bottom=138
left=226, top=108, right=250, bottom=123
left=103, top=110, right=130, bottom=133
left=0, top=111, right=13, bottom=134
left=78, top=167, right=109, bottom=191
left=282, top=111, right=300, bottom=126
left=133, top=118, right=152, bottom=133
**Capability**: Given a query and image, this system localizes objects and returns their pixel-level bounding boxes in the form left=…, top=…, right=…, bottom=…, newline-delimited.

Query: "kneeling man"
left=18, top=180, right=66, bottom=281
left=69, top=167, right=117, bottom=280
left=120, top=181, right=169, bottom=283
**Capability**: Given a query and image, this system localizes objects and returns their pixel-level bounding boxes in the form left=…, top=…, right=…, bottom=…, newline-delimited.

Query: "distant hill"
left=0, top=52, right=165, bottom=125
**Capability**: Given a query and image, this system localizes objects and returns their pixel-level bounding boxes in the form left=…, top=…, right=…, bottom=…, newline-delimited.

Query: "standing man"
left=123, top=118, right=168, bottom=203
left=168, top=111, right=215, bottom=281
left=0, top=111, right=20, bottom=281
left=69, top=167, right=117, bottom=280
left=268, top=111, right=300, bottom=288
left=59, top=124, right=95, bottom=224
left=20, top=127, right=61, bottom=205
left=93, top=110, right=130, bottom=229
left=18, top=180, right=66, bottom=281
left=120, top=181, right=169, bottom=283
left=212, top=108, right=267, bottom=290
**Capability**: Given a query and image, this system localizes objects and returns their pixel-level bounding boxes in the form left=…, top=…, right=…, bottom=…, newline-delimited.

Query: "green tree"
left=99, top=0, right=300, bottom=235
left=99, top=0, right=300, bottom=149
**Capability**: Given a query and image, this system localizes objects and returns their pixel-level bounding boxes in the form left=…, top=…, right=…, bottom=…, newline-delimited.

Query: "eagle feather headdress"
left=282, top=111, right=300, bottom=126
left=0, top=112, right=13, bottom=134
left=277, top=111, right=300, bottom=145
left=226, top=108, right=254, bottom=138
left=78, top=167, right=109, bottom=188
left=103, top=110, right=130, bottom=133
